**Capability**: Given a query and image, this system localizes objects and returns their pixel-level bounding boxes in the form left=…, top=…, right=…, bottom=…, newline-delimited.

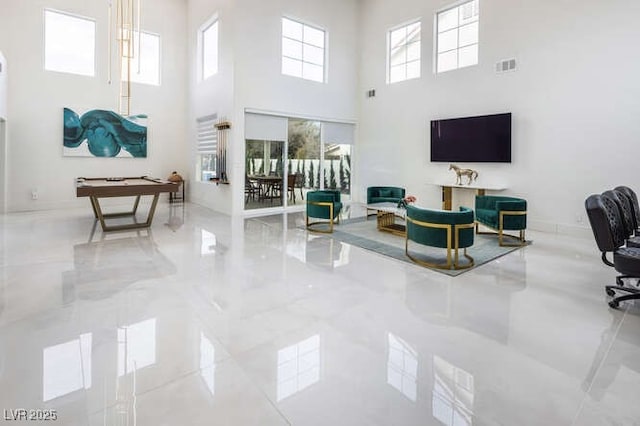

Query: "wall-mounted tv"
left=430, top=112, right=511, bottom=163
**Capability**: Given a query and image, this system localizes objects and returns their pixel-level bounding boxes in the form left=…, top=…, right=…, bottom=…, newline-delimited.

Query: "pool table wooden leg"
left=90, top=194, right=161, bottom=232
left=132, top=195, right=141, bottom=215
left=143, top=194, right=161, bottom=227
left=89, top=196, right=100, bottom=218
left=90, top=196, right=109, bottom=231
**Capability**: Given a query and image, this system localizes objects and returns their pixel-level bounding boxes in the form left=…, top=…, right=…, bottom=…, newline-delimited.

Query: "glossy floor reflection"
left=1, top=203, right=639, bottom=425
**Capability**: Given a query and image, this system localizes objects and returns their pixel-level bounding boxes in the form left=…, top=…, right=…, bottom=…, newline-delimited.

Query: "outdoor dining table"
left=248, top=175, right=283, bottom=203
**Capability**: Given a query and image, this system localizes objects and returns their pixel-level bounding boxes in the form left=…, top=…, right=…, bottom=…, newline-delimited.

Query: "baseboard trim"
left=528, top=219, right=592, bottom=239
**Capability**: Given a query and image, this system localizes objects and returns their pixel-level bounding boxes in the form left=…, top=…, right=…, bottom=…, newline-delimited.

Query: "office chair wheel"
left=606, top=288, right=616, bottom=297
left=616, top=276, right=623, bottom=285
left=608, top=300, right=620, bottom=309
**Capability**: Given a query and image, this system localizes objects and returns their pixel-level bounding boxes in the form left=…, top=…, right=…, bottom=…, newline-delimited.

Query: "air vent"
left=495, top=58, right=517, bottom=73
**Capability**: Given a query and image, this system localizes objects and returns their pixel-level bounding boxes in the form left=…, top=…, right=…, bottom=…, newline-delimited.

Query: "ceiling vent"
left=496, top=58, right=516, bottom=73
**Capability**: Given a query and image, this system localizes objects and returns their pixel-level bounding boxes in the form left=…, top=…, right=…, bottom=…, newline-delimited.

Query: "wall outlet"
left=575, top=213, right=583, bottom=223
left=31, top=189, right=38, bottom=200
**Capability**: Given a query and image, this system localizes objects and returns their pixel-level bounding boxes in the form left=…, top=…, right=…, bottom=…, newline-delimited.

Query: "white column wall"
left=231, top=0, right=360, bottom=215
left=186, top=0, right=360, bottom=215
left=232, top=0, right=359, bottom=120
left=357, top=0, right=640, bottom=235
left=187, top=0, right=236, bottom=215
left=0, top=0, right=188, bottom=212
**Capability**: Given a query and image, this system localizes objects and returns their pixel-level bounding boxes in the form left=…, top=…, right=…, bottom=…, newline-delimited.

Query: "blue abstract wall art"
left=63, top=108, right=148, bottom=157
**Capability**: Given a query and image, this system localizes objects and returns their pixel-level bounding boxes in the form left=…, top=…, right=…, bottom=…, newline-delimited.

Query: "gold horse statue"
left=449, top=164, right=478, bottom=185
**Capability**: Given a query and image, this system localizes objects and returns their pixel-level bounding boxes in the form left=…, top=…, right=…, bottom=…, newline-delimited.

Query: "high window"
left=196, top=114, right=218, bottom=181
left=200, top=18, right=219, bottom=80
left=387, top=21, right=421, bottom=84
left=281, top=17, right=325, bottom=83
left=44, top=9, right=95, bottom=76
left=436, top=0, right=479, bottom=73
left=122, top=31, right=160, bottom=86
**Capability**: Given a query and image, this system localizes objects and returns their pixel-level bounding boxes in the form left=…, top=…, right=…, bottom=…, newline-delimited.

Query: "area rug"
left=328, top=218, right=530, bottom=276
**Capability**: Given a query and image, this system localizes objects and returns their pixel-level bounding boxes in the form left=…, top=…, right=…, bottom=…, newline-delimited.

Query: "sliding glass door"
left=244, top=113, right=354, bottom=212
left=245, top=140, right=285, bottom=210
left=323, top=143, right=351, bottom=202
left=321, top=122, right=353, bottom=202
left=287, top=119, right=320, bottom=206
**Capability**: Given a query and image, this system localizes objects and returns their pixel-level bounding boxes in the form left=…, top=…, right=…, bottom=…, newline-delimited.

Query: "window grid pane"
left=303, top=44, right=324, bottom=66
left=437, top=8, right=458, bottom=33
left=406, top=22, right=421, bottom=41
left=437, top=50, right=458, bottom=73
left=390, top=45, right=407, bottom=67
left=406, top=60, right=420, bottom=79
left=458, top=22, right=478, bottom=48
left=458, top=44, right=478, bottom=68
left=387, top=21, right=421, bottom=84
left=406, top=41, right=420, bottom=62
left=303, top=25, right=325, bottom=48
left=282, top=17, right=325, bottom=83
left=389, top=64, right=406, bottom=84
left=282, top=18, right=303, bottom=40
left=459, top=0, right=479, bottom=25
left=390, top=27, right=407, bottom=47
left=282, top=37, right=303, bottom=60
left=282, top=57, right=303, bottom=78
left=436, top=0, right=479, bottom=73
left=437, top=28, right=458, bottom=53
left=302, top=62, right=324, bottom=82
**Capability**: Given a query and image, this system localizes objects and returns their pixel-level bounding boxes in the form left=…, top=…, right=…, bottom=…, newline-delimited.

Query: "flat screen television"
left=430, top=112, right=511, bottom=163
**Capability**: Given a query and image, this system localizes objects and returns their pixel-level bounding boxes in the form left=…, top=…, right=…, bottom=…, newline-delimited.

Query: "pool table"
left=76, top=176, right=179, bottom=232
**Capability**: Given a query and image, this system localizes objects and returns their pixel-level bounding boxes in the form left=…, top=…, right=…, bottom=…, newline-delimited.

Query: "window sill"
left=205, top=178, right=230, bottom=186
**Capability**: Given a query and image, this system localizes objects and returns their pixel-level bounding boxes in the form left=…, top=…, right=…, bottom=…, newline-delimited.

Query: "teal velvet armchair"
left=366, top=186, right=405, bottom=217
left=475, top=195, right=527, bottom=246
left=405, top=205, right=475, bottom=270
left=306, top=190, right=342, bottom=233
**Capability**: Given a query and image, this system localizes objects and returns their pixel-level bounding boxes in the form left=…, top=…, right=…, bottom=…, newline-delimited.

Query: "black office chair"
left=615, top=186, right=640, bottom=234
left=585, top=193, right=640, bottom=308
left=602, top=190, right=640, bottom=248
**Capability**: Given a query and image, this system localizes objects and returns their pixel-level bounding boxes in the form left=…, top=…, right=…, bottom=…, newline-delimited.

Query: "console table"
left=428, top=182, right=507, bottom=210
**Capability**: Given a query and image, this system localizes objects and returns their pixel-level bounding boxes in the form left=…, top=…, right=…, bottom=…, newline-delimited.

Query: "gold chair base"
left=405, top=242, right=474, bottom=270
left=475, top=222, right=526, bottom=247
left=404, top=217, right=475, bottom=270
left=306, top=218, right=338, bottom=233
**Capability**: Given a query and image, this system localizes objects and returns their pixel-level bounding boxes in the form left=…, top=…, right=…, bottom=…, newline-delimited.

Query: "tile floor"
left=0, top=202, right=639, bottom=425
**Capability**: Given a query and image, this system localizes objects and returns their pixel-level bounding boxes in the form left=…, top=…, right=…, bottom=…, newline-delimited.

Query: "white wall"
left=0, top=51, right=7, bottom=120
left=0, top=0, right=188, bottom=212
left=357, top=0, right=640, bottom=235
left=0, top=51, right=7, bottom=213
left=232, top=0, right=359, bottom=120
left=186, top=0, right=360, bottom=215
